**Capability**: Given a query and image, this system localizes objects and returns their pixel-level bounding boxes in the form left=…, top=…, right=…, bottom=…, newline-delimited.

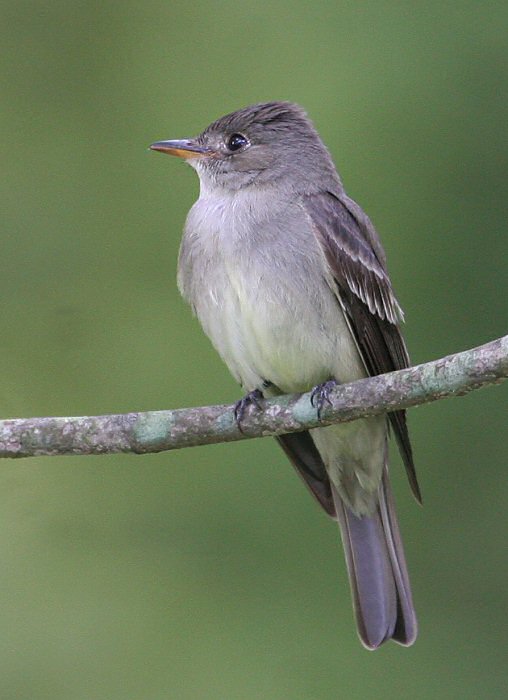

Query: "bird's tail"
left=332, top=467, right=417, bottom=649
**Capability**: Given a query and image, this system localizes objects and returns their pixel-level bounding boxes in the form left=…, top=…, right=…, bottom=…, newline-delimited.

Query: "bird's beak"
left=149, top=138, right=211, bottom=159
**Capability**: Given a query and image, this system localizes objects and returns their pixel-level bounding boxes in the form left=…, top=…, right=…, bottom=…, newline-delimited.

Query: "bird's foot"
left=310, top=379, right=338, bottom=420
left=234, top=389, right=264, bottom=432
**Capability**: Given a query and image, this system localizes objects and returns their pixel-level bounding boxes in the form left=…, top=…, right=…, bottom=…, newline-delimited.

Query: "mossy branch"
left=0, top=336, right=506, bottom=459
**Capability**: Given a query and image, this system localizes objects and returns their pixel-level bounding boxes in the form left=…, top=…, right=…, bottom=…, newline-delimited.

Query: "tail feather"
left=333, top=467, right=417, bottom=649
left=378, top=468, right=417, bottom=645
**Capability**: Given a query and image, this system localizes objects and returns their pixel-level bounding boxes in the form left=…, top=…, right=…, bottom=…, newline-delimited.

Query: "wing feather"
left=303, top=191, right=421, bottom=503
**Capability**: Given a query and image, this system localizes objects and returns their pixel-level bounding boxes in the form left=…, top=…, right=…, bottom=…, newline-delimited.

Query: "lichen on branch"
left=0, top=336, right=506, bottom=459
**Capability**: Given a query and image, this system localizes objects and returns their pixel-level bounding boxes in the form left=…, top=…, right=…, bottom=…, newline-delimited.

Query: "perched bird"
left=150, top=102, right=420, bottom=649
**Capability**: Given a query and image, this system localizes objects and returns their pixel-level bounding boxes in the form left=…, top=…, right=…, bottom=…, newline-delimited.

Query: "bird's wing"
left=302, top=190, right=421, bottom=503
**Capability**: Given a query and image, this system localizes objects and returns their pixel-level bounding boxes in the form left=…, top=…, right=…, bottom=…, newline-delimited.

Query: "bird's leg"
left=310, top=379, right=339, bottom=420
left=234, top=388, right=265, bottom=432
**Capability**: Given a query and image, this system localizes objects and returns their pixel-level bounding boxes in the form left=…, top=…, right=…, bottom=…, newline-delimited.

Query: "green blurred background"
left=1, top=1, right=507, bottom=698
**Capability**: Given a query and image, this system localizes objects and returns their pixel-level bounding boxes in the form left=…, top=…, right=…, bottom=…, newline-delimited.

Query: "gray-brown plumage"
left=151, top=102, right=420, bottom=649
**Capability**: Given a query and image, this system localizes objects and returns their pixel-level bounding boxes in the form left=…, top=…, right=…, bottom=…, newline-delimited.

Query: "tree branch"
left=0, top=335, right=506, bottom=459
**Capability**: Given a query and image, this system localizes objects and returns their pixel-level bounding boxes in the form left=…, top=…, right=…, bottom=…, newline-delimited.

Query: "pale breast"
left=177, top=189, right=365, bottom=392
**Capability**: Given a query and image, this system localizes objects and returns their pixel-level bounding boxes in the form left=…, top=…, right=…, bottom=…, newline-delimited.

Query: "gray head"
left=150, top=102, right=341, bottom=193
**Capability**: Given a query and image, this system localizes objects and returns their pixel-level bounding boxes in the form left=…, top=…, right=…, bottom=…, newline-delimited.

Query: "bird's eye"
left=226, top=133, right=249, bottom=152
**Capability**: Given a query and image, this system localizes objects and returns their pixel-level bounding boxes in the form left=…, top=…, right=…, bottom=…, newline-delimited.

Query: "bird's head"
left=150, top=101, right=339, bottom=193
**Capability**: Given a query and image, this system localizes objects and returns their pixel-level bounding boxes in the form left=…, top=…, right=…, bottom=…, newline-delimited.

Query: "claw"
left=234, top=388, right=264, bottom=432
left=310, top=379, right=338, bottom=420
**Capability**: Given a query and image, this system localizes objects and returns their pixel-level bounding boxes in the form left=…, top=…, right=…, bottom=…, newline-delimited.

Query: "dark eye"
left=226, top=133, right=249, bottom=152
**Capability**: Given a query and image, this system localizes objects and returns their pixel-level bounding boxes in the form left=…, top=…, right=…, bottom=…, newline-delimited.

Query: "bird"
left=150, top=101, right=420, bottom=649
